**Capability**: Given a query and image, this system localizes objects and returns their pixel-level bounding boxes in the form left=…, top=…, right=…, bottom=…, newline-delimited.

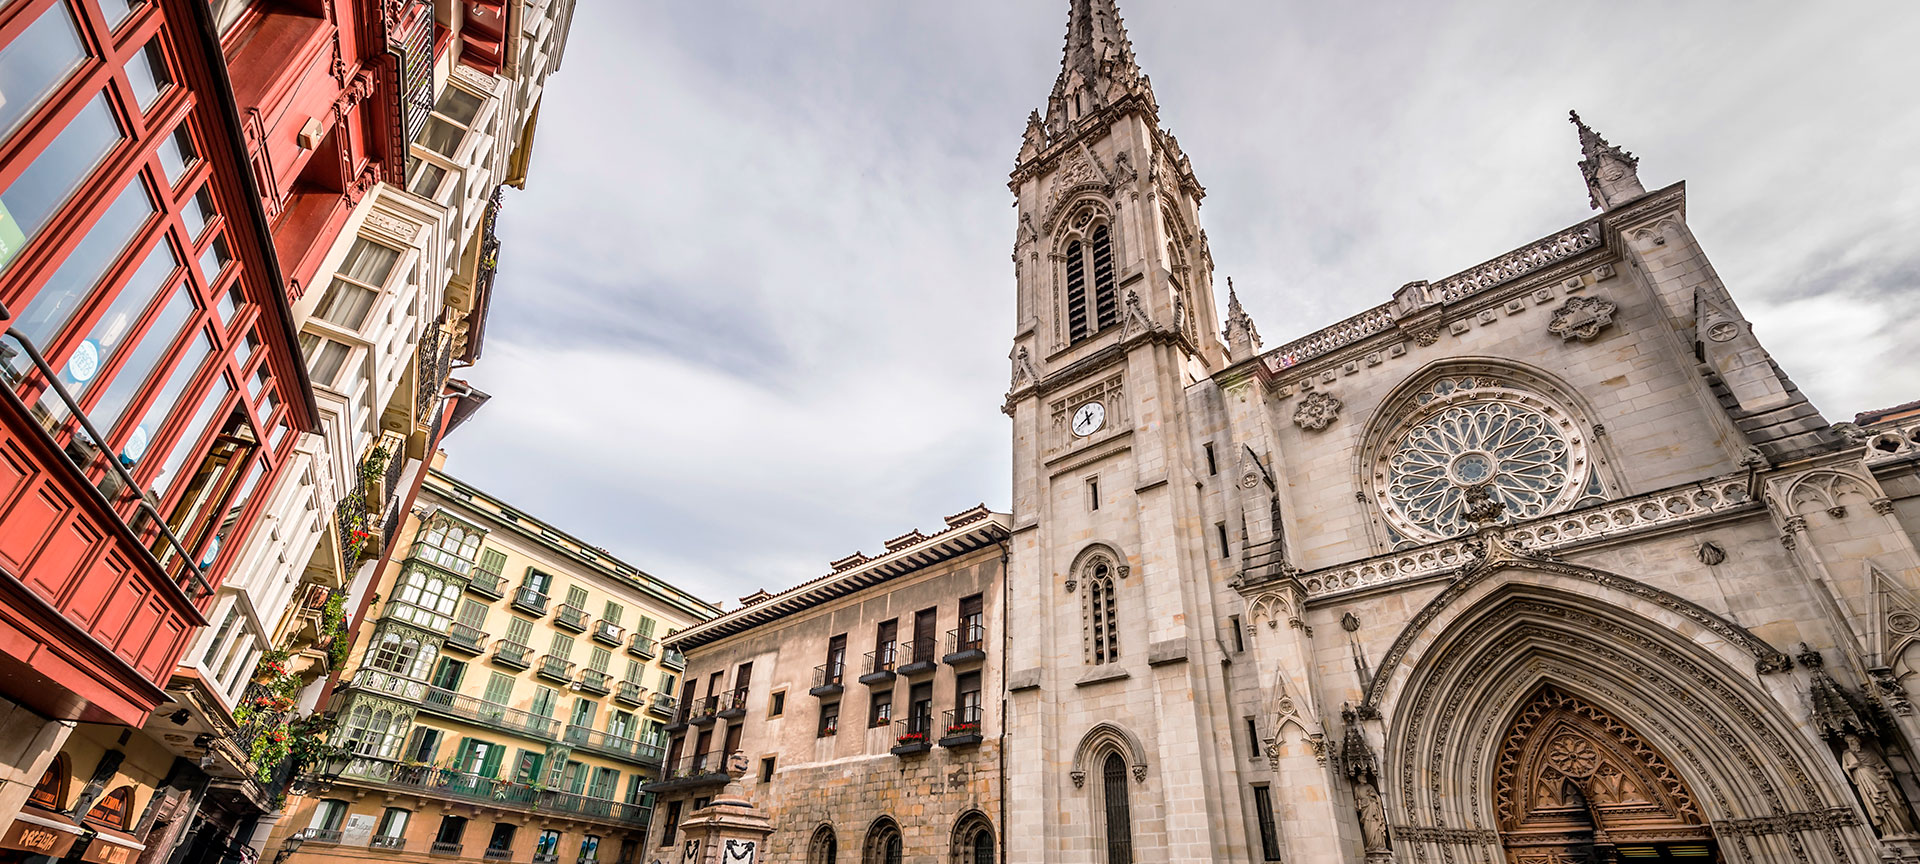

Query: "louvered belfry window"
left=1102, top=753, right=1134, bottom=864
left=1066, top=225, right=1119, bottom=343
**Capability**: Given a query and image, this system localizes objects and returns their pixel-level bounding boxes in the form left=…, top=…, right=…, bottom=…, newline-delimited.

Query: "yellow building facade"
left=266, top=466, right=714, bottom=864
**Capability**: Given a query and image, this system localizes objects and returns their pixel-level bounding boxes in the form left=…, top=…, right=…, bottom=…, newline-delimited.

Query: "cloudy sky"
left=454, top=0, right=1920, bottom=606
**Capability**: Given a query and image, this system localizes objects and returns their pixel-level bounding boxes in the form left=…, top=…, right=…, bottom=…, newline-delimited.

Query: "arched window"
left=1084, top=562, right=1117, bottom=665
left=416, top=516, right=483, bottom=573
left=1101, top=753, right=1134, bottom=864
left=863, top=818, right=902, bottom=864
left=345, top=704, right=377, bottom=754
left=26, top=754, right=67, bottom=810
left=85, top=786, right=134, bottom=829
left=370, top=632, right=414, bottom=675
left=808, top=825, right=837, bottom=864
left=950, top=811, right=994, bottom=864
left=393, top=568, right=462, bottom=630
left=1064, top=225, right=1118, bottom=344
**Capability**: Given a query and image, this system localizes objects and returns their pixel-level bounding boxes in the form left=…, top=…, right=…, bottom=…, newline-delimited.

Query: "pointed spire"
left=1223, top=277, right=1262, bottom=361
left=1570, top=110, right=1646, bottom=211
left=1043, top=0, right=1154, bottom=138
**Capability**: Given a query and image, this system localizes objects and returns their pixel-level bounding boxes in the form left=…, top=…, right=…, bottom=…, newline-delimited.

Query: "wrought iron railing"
left=492, top=639, right=532, bottom=668
left=576, top=669, right=611, bottom=695
left=418, top=685, right=561, bottom=739
left=564, top=725, right=665, bottom=766
left=554, top=604, right=588, bottom=631
left=338, top=758, right=648, bottom=824
left=627, top=634, right=656, bottom=658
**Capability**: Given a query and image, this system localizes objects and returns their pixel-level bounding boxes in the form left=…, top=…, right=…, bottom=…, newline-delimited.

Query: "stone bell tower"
left=1001, top=1, right=1256, bottom=860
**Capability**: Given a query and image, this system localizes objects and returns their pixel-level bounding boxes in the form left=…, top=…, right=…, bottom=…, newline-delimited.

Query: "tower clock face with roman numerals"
left=1072, top=401, right=1106, bottom=437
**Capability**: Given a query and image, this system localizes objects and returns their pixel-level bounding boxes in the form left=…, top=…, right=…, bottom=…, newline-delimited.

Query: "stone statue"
left=1843, top=735, right=1917, bottom=836
left=1353, top=778, right=1389, bottom=852
left=725, top=750, right=750, bottom=779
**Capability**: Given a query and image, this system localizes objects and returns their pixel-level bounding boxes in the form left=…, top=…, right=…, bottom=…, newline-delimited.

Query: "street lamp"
left=271, top=832, right=306, bottom=864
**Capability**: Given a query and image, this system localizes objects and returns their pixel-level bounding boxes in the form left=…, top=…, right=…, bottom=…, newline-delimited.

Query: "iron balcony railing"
left=614, top=681, right=645, bottom=706
left=418, top=685, right=561, bottom=739
left=511, top=586, right=550, bottom=615
left=337, top=758, right=649, bottom=825
left=307, top=830, right=344, bottom=845
left=536, top=655, right=575, bottom=684
left=445, top=622, right=487, bottom=654
left=370, top=836, right=406, bottom=850
left=690, top=695, right=720, bottom=724
left=648, top=692, right=677, bottom=716
left=564, top=725, right=666, bottom=766
left=0, top=314, right=212, bottom=601
left=945, top=619, right=987, bottom=663
left=660, top=647, right=686, bottom=671
left=466, top=568, right=504, bottom=599
left=718, top=687, right=749, bottom=718
left=430, top=841, right=462, bottom=856
left=942, top=704, right=984, bottom=746
left=592, top=620, right=624, bottom=645
left=554, top=604, right=588, bottom=632
left=899, top=639, right=937, bottom=671
left=642, top=753, right=730, bottom=791
left=492, top=640, right=532, bottom=669
left=483, top=848, right=512, bottom=861
left=812, top=663, right=845, bottom=694
left=627, top=634, right=656, bottom=658
left=862, top=645, right=897, bottom=683
left=576, top=669, right=612, bottom=696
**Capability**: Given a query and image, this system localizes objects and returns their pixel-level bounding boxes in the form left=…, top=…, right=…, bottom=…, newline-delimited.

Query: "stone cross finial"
left=1223, top=277, right=1262, bottom=361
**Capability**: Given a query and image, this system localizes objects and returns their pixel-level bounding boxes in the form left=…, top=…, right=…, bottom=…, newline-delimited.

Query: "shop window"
left=0, top=2, right=87, bottom=147
left=26, top=754, right=67, bottom=810
left=2, top=181, right=152, bottom=378
left=85, top=785, right=134, bottom=829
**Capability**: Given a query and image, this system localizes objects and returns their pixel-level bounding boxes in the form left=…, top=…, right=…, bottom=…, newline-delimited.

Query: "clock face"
left=1071, top=401, right=1106, bottom=437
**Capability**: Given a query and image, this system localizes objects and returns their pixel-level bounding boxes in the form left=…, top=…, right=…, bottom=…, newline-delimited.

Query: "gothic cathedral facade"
left=1001, top=3, right=1920, bottom=863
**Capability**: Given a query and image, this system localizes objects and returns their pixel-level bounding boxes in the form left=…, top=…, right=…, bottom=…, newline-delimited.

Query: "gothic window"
left=951, top=811, right=995, bottom=864
left=1101, top=753, right=1134, bottom=864
left=1065, top=225, right=1118, bottom=344
left=808, top=825, right=837, bottom=864
left=1083, top=561, right=1118, bottom=665
left=1375, top=375, right=1602, bottom=545
left=863, top=818, right=902, bottom=864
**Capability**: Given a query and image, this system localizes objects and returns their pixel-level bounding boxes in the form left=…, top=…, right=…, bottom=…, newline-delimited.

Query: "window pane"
left=148, top=375, right=229, bottom=497
left=313, top=278, right=376, bottom=330
left=119, top=334, right=210, bottom=462
left=404, top=157, right=444, bottom=198
left=83, top=285, right=195, bottom=434
left=434, top=88, right=483, bottom=126
left=417, top=117, right=463, bottom=158
left=198, top=234, right=230, bottom=283
left=156, top=126, right=196, bottom=188
left=125, top=41, right=169, bottom=112
left=96, top=0, right=135, bottom=29
left=181, top=187, right=215, bottom=239
left=0, top=95, right=123, bottom=278
left=5, top=181, right=153, bottom=373
left=55, top=240, right=178, bottom=403
left=0, top=3, right=87, bottom=145
left=339, top=238, right=400, bottom=285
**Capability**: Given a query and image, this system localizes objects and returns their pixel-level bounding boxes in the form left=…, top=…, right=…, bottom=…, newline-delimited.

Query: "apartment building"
left=646, top=508, right=1007, bottom=863
left=266, top=466, right=714, bottom=864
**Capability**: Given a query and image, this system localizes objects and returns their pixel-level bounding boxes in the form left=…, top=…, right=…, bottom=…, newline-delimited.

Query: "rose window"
left=1377, top=377, right=1596, bottom=543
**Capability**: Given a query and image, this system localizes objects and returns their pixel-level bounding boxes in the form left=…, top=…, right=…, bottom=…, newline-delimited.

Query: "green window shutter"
left=532, top=686, right=557, bottom=717
left=589, top=647, right=611, bottom=673
left=506, top=617, right=533, bottom=645
left=454, top=737, right=476, bottom=771
left=515, top=750, right=544, bottom=783
left=637, top=617, right=656, bottom=638
left=477, top=547, right=507, bottom=577
left=566, top=585, right=589, bottom=608
left=603, top=602, right=623, bottom=625
left=566, top=761, right=587, bottom=794
left=480, top=742, right=504, bottom=779
left=623, top=661, right=643, bottom=685
left=550, top=633, right=575, bottom=659
left=483, top=673, right=514, bottom=705
left=457, top=599, right=487, bottom=628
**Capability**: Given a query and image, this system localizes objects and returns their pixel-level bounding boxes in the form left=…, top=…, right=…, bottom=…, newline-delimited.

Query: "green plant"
left=320, top=590, right=350, bottom=667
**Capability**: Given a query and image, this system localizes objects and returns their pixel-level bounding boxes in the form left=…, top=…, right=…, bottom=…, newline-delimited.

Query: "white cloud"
left=455, top=0, right=1920, bottom=603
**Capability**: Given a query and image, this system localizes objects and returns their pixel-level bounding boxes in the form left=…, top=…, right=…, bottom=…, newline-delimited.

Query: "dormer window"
left=1066, top=224, right=1118, bottom=343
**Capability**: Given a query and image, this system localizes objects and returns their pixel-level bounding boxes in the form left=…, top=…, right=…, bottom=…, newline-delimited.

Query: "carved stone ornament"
left=1696, top=540, right=1726, bottom=565
left=1412, top=327, right=1440, bottom=347
left=1293, top=390, right=1342, bottom=431
left=1070, top=769, right=1085, bottom=788
left=1010, top=346, right=1039, bottom=390
left=1546, top=295, right=1617, bottom=341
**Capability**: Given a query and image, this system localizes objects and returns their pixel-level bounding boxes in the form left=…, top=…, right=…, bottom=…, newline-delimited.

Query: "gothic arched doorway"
left=1495, top=684, right=1716, bottom=863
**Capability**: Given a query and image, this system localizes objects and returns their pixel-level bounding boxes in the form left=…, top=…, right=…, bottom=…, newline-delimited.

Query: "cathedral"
left=996, top=1, right=1920, bottom=862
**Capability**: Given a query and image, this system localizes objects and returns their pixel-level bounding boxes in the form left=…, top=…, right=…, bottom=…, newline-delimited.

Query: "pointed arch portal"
left=1494, top=684, right=1714, bottom=863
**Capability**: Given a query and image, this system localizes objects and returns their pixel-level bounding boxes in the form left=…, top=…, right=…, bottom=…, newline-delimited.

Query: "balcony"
left=533, top=856, right=558, bottom=864
left=466, top=569, right=505, bottom=600
left=660, top=647, right=686, bottom=671
left=614, top=681, right=645, bottom=707
left=445, top=622, right=487, bottom=655
left=940, top=705, right=983, bottom=748
left=627, top=634, right=657, bottom=658
left=716, top=687, right=748, bottom=721
left=430, top=842, right=462, bottom=857
left=592, top=619, right=624, bottom=646
left=810, top=663, right=845, bottom=698
left=554, top=604, right=588, bottom=632
left=370, top=836, right=407, bottom=851
left=492, top=640, right=532, bottom=670
left=897, top=640, right=937, bottom=677
left=565, top=725, right=666, bottom=767
left=418, top=685, right=561, bottom=740
left=484, top=849, right=512, bottom=861
left=892, top=711, right=934, bottom=757
left=860, top=645, right=898, bottom=686
left=639, top=754, right=729, bottom=794
left=307, top=830, right=344, bottom=845
left=337, top=757, right=650, bottom=825
left=944, top=620, right=987, bottom=665
left=663, top=705, right=690, bottom=733
left=348, top=668, right=430, bottom=702
left=511, top=586, right=550, bottom=616
left=648, top=692, right=678, bottom=719
left=536, top=655, right=575, bottom=684
left=576, top=669, right=612, bottom=696
left=690, top=695, right=720, bottom=726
